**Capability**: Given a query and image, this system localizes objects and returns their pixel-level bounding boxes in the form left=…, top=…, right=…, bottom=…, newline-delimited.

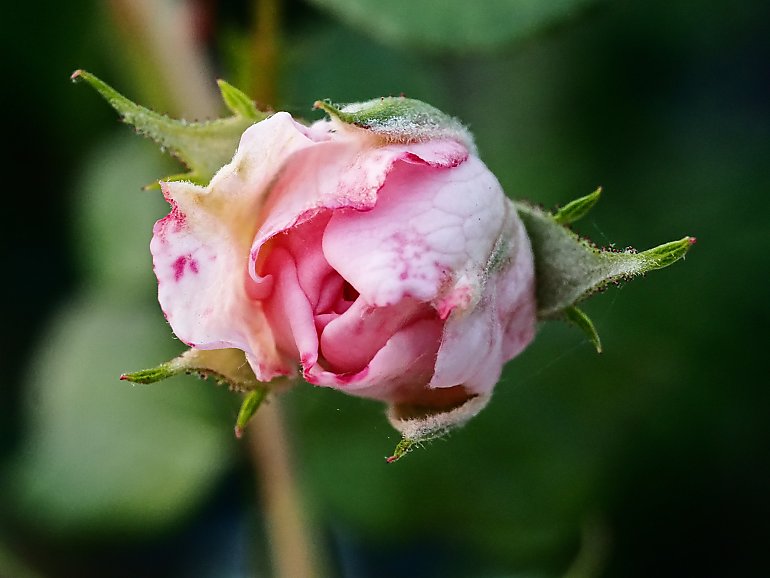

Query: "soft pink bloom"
left=151, top=108, right=536, bottom=425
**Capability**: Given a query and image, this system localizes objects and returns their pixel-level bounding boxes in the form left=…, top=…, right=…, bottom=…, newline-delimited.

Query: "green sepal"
left=385, top=394, right=491, bottom=462
left=636, top=236, right=698, bottom=270
left=234, top=388, right=268, bottom=439
left=386, top=438, right=416, bottom=463
left=314, top=97, right=475, bottom=150
left=563, top=305, right=602, bottom=353
left=120, top=363, right=178, bottom=384
left=71, top=70, right=267, bottom=185
left=121, top=348, right=269, bottom=392
left=553, top=187, right=602, bottom=225
left=217, top=79, right=263, bottom=120
left=515, top=193, right=695, bottom=319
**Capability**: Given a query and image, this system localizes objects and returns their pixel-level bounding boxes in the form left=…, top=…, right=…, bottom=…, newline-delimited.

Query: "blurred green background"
left=2, top=0, right=768, bottom=576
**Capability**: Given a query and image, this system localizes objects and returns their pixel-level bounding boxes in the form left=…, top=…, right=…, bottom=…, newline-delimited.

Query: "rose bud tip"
left=118, top=374, right=129, bottom=381
left=687, top=236, right=697, bottom=245
left=234, top=425, right=244, bottom=439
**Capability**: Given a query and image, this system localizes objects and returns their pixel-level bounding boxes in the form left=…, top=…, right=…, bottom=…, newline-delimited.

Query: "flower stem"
left=108, top=0, right=219, bottom=118
left=251, top=0, right=281, bottom=108
left=247, top=399, right=321, bottom=578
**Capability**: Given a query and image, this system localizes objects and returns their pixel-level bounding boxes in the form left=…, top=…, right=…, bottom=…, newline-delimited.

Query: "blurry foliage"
left=1, top=0, right=769, bottom=577
left=305, top=0, right=602, bottom=53
left=3, top=136, right=237, bottom=538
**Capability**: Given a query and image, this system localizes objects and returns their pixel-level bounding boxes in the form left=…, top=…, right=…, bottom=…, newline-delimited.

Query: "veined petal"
left=322, top=155, right=506, bottom=308
left=248, top=138, right=469, bottom=289
left=430, top=199, right=536, bottom=394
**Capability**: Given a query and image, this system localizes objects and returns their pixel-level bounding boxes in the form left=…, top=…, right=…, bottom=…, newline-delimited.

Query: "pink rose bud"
left=150, top=98, right=536, bottom=438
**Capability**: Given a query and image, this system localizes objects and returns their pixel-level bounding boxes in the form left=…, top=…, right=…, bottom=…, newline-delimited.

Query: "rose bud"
left=150, top=98, right=536, bottom=442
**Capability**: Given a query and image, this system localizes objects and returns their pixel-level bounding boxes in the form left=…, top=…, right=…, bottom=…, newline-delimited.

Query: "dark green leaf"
left=305, top=0, right=602, bottom=53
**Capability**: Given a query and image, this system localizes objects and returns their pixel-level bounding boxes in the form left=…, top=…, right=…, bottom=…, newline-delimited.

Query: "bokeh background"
left=2, top=0, right=769, bottom=576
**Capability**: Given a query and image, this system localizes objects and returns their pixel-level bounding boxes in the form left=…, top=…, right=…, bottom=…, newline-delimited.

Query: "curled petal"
left=248, top=138, right=470, bottom=291
left=152, top=113, right=317, bottom=380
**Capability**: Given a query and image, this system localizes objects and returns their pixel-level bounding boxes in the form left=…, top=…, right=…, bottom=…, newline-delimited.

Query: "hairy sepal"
left=515, top=193, right=694, bottom=319
left=314, top=97, right=475, bottom=153
left=121, top=347, right=280, bottom=392
left=71, top=70, right=268, bottom=185
left=385, top=395, right=490, bottom=463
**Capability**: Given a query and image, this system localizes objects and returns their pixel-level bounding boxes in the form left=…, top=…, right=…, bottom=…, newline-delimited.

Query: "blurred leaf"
left=71, top=70, right=265, bottom=184
left=0, top=538, right=42, bottom=578
left=305, top=0, right=601, bottom=53
left=74, top=134, right=174, bottom=295
left=3, top=295, right=236, bottom=535
left=281, top=19, right=445, bottom=112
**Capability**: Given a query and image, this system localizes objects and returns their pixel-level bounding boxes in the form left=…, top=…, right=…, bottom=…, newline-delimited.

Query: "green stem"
left=108, top=0, right=219, bottom=118
left=247, top=400, right=321, bottom=578
left=251, top=0, right=281, bottom=107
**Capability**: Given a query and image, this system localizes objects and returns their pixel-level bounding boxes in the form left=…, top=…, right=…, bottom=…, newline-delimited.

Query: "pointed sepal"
left=217, top=79, right=263, bottom=120
left=514, top=193, right=695, bottom=319
left=552, top=187, right=602, bottom=225
left=71, top=70, right=267, bottom=185
left=385, top=394, right=491, bottom=463
left=121, top=348, right=275, bottom=392
left=120, top=362, right=179, bottom=384
left=234, top=388, right=268, bottom=439
left=563, top=305, right=602, bottom=353
left=386, top=438, right=416, bottom=463
left=314, top=97, right=475, bottom=151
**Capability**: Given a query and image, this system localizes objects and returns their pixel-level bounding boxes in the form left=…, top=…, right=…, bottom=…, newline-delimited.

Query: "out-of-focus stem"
left=247, top=399, right=320, bottom=578
left=251, top=0, right=281, bottom=107
left=562, top=517, right=610, bottom=578
left=109, top=0, right=220, bottom=119
left=248, top=0, right=321, bottom=574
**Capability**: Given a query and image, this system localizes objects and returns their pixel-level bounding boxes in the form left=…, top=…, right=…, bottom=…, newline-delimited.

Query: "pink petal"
left=304, top=317, right=445, bottom=404
left=322, top=155, right=506, bottom=308
left=151, top=113, right=316, bottom=380
left=261, top=245, right=320, bottom=366
left=319, top=296, right=431, bottom=374
left=248, top=138, right=469, bottom=288
left=429, top=200, right=536, bottom=395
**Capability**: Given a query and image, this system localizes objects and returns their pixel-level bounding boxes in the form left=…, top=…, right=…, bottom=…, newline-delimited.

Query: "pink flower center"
left=255, top=211, right=442, bottom=377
